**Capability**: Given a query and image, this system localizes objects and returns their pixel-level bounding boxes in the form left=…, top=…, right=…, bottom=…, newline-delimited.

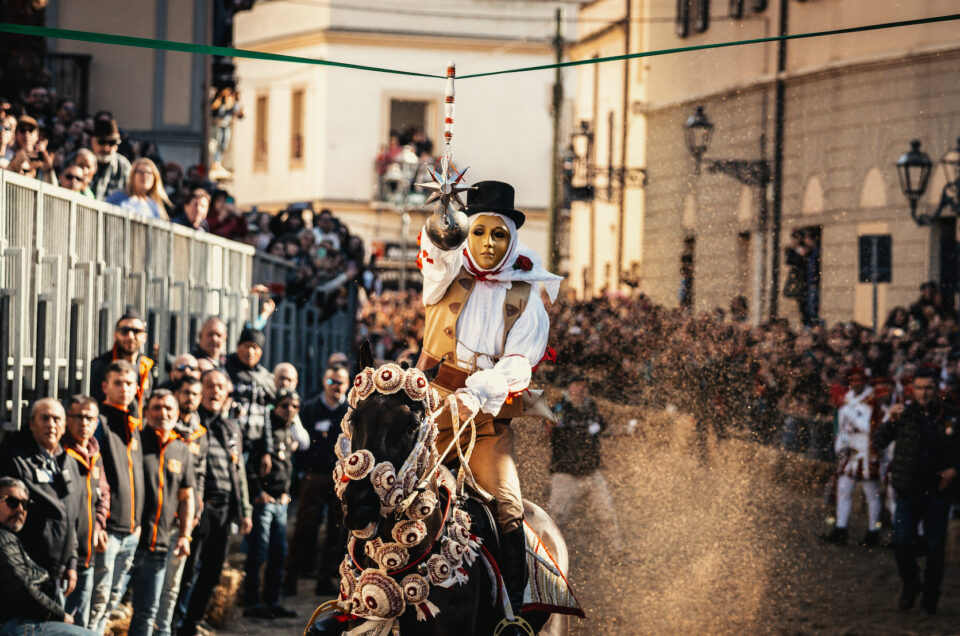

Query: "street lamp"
left=895, top=140, right=933, bottom=225
left=893, top=136, right=960, bottom=227
left=566, top=119, right=645, bottom=203
left=683, top=106, right=713, bottom=175
left=683, top=106, right=769, bottom=187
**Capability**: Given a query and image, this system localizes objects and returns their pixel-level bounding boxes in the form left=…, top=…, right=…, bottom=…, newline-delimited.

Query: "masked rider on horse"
left=416, top=180, right=562, bottom=633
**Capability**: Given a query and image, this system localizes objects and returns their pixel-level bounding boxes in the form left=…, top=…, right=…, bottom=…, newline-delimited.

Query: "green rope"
left=0, top=22, right=444, bottom=79
left=458, top=13, right=960, bottom=79
left=1, top=13, right=958, bottom=81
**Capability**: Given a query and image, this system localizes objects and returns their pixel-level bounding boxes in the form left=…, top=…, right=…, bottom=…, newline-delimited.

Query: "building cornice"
left=240, top=26, right=553, bottom=55
left=635, top=41, right=960, bottom=114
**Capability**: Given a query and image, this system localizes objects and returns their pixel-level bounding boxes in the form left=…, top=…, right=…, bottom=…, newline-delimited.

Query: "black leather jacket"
left=0, top=527, right=65, bottom=623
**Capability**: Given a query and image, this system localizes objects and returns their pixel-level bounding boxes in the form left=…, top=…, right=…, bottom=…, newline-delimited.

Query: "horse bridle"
left=332, top=363, right=485, bottom=624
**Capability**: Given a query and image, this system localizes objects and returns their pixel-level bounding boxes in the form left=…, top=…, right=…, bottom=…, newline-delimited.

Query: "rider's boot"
left=497, top=526, right=531, bottom=636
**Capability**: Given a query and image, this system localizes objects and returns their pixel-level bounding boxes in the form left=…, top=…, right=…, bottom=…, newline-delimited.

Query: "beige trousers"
left=436, top=417, right=524, bottom=533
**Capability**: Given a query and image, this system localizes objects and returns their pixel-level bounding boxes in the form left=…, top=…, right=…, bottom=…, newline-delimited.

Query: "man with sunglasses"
left=283, top=366, right=349, bottom=597
left=89, top=306, right=154, bottom=422
left=158, top=354, right=201, bottom=392
left=88, top=117, right=130, bottom=201
left=0, top=476, right=94, bottom=633
left=0, top=399, right=83, bottom=608
left=59, top=164, right=87, bottom=193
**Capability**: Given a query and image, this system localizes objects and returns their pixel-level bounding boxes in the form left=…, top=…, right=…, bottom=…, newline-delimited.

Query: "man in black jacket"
left=547, top=375, right=623, bottom=551
left=244, top=389, right=299, bottom=618
left=0, top=399, right=83, bottom=604
left=89, top=360, right=145, bottom=633
left=874, top=368, right=960, bottom=614
left=176, top=369, right=252, bottom=636
left=88, top=307, right=154, bottom=421
left=225, top=327, right=276, bottom=463
left=190, top=317, right=227, bottom=371
left=283, top=366, right=349, bottom=597
left=154, top=377, right=208, bottom=636
left=129, top=390, right=195, bottom=636
left=0, top=476, right=93, bottom=634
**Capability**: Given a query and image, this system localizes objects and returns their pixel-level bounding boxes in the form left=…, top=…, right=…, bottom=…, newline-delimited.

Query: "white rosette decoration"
left=358, top=569, right=405, bottom=619
left=392, top=519, right=427, bottom=548
left=373, top=364, right=405, bottom=394
left=343, top=449, right=375, bottom=481
left=351, top=521, right=377, bottom=540
left=340, top=408, right=353, bottom=438
left=403, top=368, right=430, bottom=401
left=339, top=557, right=358, bottom=602
left=441, top=537, right=465, bottom=568
left=363, top=537, right=384, bottom=561
left=407, top=490, right=438, bottom=521
left=349, top=368, right=375, bottom=408
left=401, top=573, right=440, bottom=621
left=426, top=553, right=454, bottom=588
left=371, top=462, right=397, bottom=500
left=375, top=542, right=410, bottom=570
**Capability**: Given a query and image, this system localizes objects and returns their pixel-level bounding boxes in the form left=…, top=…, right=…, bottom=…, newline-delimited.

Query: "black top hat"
left=464, top=181, right=525, bottom=229
left=92, top=118, right=121, bottom=142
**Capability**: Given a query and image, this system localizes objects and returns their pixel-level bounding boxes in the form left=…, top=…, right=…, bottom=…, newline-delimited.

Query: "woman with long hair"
left=105, top=157, right=170, bottom=219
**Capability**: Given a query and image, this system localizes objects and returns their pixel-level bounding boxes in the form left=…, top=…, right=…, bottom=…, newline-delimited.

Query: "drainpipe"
left=617, top=0, right=631, bottom=289
left=769, top=0, right=788, bottom=319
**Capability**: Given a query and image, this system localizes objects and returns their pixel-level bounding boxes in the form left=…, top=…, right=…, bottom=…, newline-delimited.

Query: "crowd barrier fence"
left=0, top=171, right=354, bottom=431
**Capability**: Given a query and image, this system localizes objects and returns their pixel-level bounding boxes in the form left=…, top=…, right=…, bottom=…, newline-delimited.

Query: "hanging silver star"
left=417, top=155, right=472, bottom=211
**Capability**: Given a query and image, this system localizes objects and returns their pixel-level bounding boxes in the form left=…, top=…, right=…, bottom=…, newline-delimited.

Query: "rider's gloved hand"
left=453, top=388, right=481, bottom=424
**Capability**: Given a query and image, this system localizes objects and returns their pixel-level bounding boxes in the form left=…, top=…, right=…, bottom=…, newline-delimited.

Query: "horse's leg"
left=523, top=500, right=571, bottom=636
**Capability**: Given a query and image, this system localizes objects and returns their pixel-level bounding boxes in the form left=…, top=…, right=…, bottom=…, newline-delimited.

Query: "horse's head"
left=339, top=342, right=442, bottom=532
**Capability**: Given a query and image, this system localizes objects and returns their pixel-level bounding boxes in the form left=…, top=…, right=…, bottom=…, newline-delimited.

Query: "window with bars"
left=693, top=0, right=710, bottom=33
left=254, top=93, right=269, bottom=172
left=290, top=88, right=304, bottom=167
left=676, top=0, right=690, bottom=38
left=730, top=0, right=744, bottom=19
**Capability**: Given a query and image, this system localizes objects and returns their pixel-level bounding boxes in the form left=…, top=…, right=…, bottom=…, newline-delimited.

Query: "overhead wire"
left=0, top=13, right=957, bottom=80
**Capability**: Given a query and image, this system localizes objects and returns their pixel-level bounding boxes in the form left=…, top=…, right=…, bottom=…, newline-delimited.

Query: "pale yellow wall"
left=53, top=0, right=158, bottom=129
left=162, top=0, right=194, bottom=127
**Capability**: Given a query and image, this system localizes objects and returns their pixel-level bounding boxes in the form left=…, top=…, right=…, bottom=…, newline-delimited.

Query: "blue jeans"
left=64, top=565, right=96, bottom=627
left=155, top=548, right=187, bottom=636
left=128, top=548, right=170, bottom=636
left=244, top=501, right=288, bottom=607
left=0, top=619, right=95, bottom=635
left=892, top=492, right=952, bottom=604
left=89, top=530, right=139, bottom=634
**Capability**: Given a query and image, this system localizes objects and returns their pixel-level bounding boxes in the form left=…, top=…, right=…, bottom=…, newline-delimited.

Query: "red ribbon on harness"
left=532, top=346, right=557, bottom=373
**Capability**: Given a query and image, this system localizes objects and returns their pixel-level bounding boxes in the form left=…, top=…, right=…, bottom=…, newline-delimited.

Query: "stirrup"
left=304, top=599, right=344, bottom=636
left=493, top=616, right=535, bottom=636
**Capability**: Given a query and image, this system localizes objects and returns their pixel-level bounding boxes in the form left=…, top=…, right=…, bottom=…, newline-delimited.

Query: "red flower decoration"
left=513, top=255, right=533, bottom=271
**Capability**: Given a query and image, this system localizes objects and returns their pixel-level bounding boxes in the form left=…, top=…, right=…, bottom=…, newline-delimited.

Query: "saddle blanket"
left=479, top=521, right=585, bottom=618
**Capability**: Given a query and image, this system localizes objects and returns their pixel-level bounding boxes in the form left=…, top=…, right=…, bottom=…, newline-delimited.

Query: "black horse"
left=308, top=344, right=571, bottom=636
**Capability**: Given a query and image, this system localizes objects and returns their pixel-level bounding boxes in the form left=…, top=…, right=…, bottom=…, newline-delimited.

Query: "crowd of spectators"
left=1, top=87, right=370, bottom=315
left=0, top=307, right=355, bottom=635
left=358, top=279, right=960, bottom=464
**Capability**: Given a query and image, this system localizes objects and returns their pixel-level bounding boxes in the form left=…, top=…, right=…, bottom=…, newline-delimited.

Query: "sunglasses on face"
left=117, top=326, right=145, bottom=336
left=176, top=363, right=198, bottom=372
left=325, top=379, right=343, bottom=386
left=96, top=138, right=118, bottom=147
left=1, top=495, right=32, bottom=511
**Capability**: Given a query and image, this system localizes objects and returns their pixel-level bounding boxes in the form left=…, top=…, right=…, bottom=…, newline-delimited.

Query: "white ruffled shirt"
left=420, top=228, right=550, bottom=416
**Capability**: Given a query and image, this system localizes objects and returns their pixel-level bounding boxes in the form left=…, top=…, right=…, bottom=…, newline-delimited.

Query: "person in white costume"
left=416, top=181, right=562, bottom=634
left=821, top=366, right=883, bottom=546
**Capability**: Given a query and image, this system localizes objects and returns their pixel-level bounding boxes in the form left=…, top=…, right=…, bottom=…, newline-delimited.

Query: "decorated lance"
left=420, top=60, right=472, bottom=250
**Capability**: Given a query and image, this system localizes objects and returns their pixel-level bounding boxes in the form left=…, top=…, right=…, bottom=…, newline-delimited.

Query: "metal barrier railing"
left=252, top=252, right=357, bottom=398
left=1, top=171, right=355, bottom=430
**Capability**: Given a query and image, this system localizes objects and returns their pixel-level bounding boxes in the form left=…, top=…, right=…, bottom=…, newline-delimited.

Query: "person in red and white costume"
left=821, top=366, right=883, bottom=546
